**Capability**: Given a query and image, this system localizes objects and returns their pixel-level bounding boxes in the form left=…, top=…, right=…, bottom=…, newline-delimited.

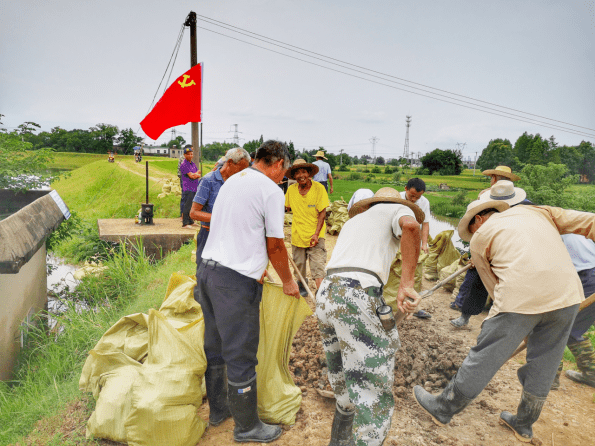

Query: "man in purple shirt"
left=180, top=145, right=201, bottom=228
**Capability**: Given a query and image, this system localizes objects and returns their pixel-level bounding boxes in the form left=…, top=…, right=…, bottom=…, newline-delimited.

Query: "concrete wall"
left=0, top=193, right=65, bottom=380
left=0, top=189, right=50, bottom=220
left=0, top=245, right=47, bottom=380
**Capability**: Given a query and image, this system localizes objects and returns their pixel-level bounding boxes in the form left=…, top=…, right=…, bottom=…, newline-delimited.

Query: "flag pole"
left=186, top=11, right=201, bottom=169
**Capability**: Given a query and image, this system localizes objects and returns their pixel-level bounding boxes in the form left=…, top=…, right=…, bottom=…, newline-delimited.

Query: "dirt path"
left=22, top=229, right=595, bottom=445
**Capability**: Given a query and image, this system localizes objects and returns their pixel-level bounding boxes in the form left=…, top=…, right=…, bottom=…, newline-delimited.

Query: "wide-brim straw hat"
left=458, top=199, right=510, bottom=242
left=481, top=165, right=520, bottom=182
left=349, top=187, right=425, bottom=223
left=314, top=150, right=328, bottom=160
left=287, top=159, right=319, bottom=179
left=485, top=180, right=527, bottom=206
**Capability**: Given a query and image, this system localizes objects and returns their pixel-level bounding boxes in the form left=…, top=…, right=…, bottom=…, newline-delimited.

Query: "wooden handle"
left=288, top=255, right=317, bottom=301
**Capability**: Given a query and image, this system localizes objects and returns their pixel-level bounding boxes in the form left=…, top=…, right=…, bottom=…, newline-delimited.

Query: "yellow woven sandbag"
left=423, top=230, right=459, bottom=280
left=328, top=198, right=349, bottom=235
left=438, top=259, right=459, bottom=293
left=256, top=282, right=313, bottom=425
left=125, top=310, right=207, bottom=446
left=284, top=213, right=293, bottom=227
left=384, top=252, right=428, bottom=313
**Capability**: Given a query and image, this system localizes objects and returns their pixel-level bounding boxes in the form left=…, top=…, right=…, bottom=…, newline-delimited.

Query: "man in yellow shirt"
left=285, top=159, right=330, bottom=297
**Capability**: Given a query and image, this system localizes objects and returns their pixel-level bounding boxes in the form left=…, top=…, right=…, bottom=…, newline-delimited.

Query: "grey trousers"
left=454, top=304, right=579, bottom=399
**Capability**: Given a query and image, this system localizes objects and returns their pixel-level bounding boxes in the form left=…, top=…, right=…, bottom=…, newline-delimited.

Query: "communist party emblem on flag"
left=141, top=63, right=203, bottom=140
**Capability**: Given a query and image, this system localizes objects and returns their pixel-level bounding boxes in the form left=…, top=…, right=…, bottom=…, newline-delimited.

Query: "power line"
left=195, top=18, right=594, bottom=139
left=196, top=14, right=594, bottom=134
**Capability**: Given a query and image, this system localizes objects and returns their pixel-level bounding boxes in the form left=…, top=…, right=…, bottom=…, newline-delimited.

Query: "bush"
left=364, top=174, right=376, bottom=183
left=384, top=166, right=393, bottom=174
left=362, top=168, right=370, bottom=173
left=348, top=172, right=362, bottom=181
left=451, top=190, right=469, bottom=207
left=371, top=166, right=381, bottom=174
left=338, top=164, right=349, bottom=171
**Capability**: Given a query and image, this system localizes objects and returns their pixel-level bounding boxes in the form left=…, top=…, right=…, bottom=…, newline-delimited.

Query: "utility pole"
left=369, top=137, right=379, bottom=164
left=473, top=151, right=478, bottom=176
left=185, top=11, right=200, bottom=168
left=339, top=149, right=344, bottom=165
left=403, top=116, right=412, bottom=162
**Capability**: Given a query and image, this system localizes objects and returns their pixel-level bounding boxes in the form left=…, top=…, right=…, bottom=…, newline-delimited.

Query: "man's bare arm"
left=397, top=215, right=421, bottom=313
left=190, top=202, right=211, bottom=222
left=421, top=222, right=430, bottom=253
left=310, top=209, right=326, bottom=247
left=266, top=237, right=300, bottom=298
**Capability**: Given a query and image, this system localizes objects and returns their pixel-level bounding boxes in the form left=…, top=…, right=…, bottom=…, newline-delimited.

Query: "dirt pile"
left=288, top=314, right=468, bottom=399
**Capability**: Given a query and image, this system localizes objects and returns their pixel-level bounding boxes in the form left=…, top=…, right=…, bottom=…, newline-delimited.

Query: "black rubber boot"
left=228, top=376, right=282, bottom=443
left=550, top=361, right=563, bottom=390
left=328, top=405, right=356, bottom=446
left=205, top=364, right=231, bottom=426
left=450, top=313, right=471, bottom=328
left=500, top=390, right=546, bottom=443
left=413, top=376, right=472, bottom=426
left=565, top=339, right=595, bottom=388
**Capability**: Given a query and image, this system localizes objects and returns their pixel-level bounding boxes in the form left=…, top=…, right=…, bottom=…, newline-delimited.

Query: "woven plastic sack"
left=451, top=256, right=470, bottom=299
left=384, top=252, right=428, bottom=313
left=80, top=273, right=207, bottom=446
left=438, top=259, right=459, bottom=293
left=256, top=282, right=313, bottom=425
left=284, top=213, right=293, bottom=227
left=328, top=198, right=349, bottom=235
left=423, top=230, right=459, bottom=280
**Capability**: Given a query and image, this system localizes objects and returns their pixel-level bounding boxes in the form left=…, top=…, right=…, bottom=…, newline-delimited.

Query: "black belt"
left=202, top=259, right=219, bottom=268
left=326, top=267, right=382, bottom=285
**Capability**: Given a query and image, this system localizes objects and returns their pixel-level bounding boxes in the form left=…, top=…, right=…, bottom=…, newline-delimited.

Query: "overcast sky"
left=1, top=0, right=594, bottom=160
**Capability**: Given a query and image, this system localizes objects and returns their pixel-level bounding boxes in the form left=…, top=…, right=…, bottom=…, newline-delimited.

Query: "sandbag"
left=327, top=198, right=349, bottom=235
left=158, top=178, right=182, bottom=199
left=256, top=282, right=313, bottom=425
left=384, top=252, right=428, bottom=313
left=73, top=260, right=109, bottom=280
left=423, top=230, right=459, bottom=280
left=438, top=259, right=459, bottom=293
left=449, top=254, right=470, bottom=298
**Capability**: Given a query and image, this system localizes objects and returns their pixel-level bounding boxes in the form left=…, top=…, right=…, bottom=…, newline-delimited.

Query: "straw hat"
left=348, top=187, right=425, bottom=223
left=314, top=150, right=328, bottom=160
left=481, top=165, right=520, bottom=182
left=458, top=199, right=510, bottom=242
left=485, top=180, right=527, bottom=206
left=287, top=159, right=319, bottom=179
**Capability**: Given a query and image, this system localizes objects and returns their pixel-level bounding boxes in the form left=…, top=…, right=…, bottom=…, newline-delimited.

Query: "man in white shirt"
left=312, top=150, right=333, bottom=193
left=316, top=188, right=424, bottom=446
left=195, top=140, right=299, bottom=443
left=400, top=178, right=432, bottom=319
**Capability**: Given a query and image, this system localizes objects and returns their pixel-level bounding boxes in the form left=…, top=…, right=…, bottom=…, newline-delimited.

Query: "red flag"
left=141, top=63, right=203, bottom=140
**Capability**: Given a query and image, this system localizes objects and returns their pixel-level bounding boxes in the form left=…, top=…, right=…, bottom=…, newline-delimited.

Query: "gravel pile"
left=289, top=315, right=468, bottom=399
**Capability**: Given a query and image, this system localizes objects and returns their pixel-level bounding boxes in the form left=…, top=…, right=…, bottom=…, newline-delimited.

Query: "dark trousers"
left=194, top=226, right=209, bottom=265
left=568, top=267, right=595, bottom=344
left=181, top=191, right=195, bottom=226
left=194, top=260, right=263, bottom=383
left=319, top=180, right=328, bottom=192
left=454, top=304, right=579, bottom=399
left=179, top=177, right=184, bottom=216
left=459, top=268, right=489, bottom=316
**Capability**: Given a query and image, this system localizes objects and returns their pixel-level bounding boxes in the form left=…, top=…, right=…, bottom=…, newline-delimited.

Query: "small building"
left=144, top=146, right=170, bottom=156
left=0, top=190, right=67, bottom=380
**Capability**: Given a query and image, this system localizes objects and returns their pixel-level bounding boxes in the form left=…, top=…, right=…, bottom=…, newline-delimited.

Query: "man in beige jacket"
left=414, top=181, right=594, bottom=442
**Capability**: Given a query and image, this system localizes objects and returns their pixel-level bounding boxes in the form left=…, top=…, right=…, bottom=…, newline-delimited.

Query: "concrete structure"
left=98, top=218, right=196, bottom=260
left=144, top=146, right=170, bottom=156
left=0, top=192, right=66, bottom=380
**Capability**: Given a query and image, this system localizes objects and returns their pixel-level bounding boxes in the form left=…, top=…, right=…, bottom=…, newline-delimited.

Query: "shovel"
left=395, top=263, right=473, bottom=324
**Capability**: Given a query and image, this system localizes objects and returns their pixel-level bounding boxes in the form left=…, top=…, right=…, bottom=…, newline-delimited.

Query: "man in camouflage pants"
left=316, top=188, right=424, bottom=446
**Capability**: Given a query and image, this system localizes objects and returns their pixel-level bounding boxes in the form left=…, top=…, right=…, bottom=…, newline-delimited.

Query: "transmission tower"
left=229, top=124, right=242, bottom=146
left=369, top=137, right=379, bottom=164
left=403, top=116, right=412, bottom=160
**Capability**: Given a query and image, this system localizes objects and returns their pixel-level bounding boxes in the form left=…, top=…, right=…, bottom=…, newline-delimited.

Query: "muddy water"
left=428, top=212, right=464, bottom=249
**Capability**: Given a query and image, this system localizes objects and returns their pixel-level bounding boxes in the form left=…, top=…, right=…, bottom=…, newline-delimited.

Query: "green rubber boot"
left=550, top=361, right=563, bottom=390
left=500, top=390, right=546, bottom=443
left=565, top=339, right=595, bottom=388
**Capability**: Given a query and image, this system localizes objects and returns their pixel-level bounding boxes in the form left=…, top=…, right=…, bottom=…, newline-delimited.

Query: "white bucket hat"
left=485, top=180, right=527, bottom=206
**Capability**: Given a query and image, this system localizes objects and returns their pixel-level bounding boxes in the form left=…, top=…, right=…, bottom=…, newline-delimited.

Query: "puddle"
left=428, top=213, right=465, bottom=250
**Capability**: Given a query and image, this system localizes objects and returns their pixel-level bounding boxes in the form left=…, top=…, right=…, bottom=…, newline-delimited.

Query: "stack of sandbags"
left=383, top=252, right=428, bottom=313
left=423, top=230, right=460, bottom=281
left=157, top=178, right=182, bottom=198
left=438, top=253, right=471, bottom=294
left=284, top=213, right=293, bottom=227
left=327, top=198, right=349, bottom=235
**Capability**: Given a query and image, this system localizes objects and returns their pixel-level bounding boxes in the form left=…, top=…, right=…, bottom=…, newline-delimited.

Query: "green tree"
left=389, top=158, right=400, bottom=166
left=518, top=163, right=578, bottom=207
left=421, top=149, right=463, bottom=175
left=577, top=141, right=595, bottom=183
left=0, top=130, right=54, bottom=191
left=243, top=139, right=261, bottom=153
left=476, top=138, right=514, bottom=171
left=90, top=123, right=119, bottom=153
left=117, top=128, right=144, bottom=155
left=375, top=156, right=385, bottom=165
left=167, top=135, right=186, bottom=150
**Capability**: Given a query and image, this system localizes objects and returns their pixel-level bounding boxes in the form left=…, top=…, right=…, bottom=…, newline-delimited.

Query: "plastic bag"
left=383, top=252, right=428, bottom=313
left=327, top=198, right=349, bottom=235
left=257, top=282, right=313, bottom=425
left=423, top=230, right=459, bottom=280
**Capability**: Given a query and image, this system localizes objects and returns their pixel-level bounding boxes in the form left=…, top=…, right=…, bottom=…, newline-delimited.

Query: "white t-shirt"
left=400, top=191, right=430, bottom=223
left=326, top=203, right=415, bottom=287
left=347, top=189, right=374, bottom=211
left=313, top=160, right=331, bottom=182
left=202, top=167, right=285, bottom=279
